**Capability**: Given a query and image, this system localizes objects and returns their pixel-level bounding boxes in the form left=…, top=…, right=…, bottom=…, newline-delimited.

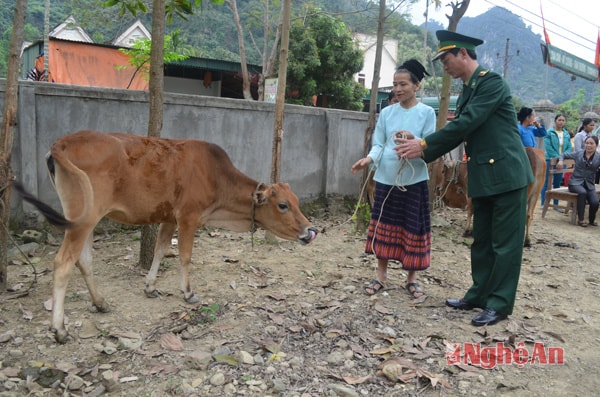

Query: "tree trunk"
left=43, top=0, right=49, bottom=80
left=227, top=0, right=253, bottom=100
left=263, top=0, right=290, bottom=244
left=430, top=0, right=469, bottom=212
left=139, top=0, right=166, bottom=270
left=270, top=0, right=291, bottom=184
left=0, top=0, right=27, bottom=292
left=356, top=0, right=386, bottom=233
left=257, top=0, right=270, bottom=101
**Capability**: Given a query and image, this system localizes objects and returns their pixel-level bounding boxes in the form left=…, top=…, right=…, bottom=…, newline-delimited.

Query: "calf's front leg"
left=145, top=223, right=176, bottom=298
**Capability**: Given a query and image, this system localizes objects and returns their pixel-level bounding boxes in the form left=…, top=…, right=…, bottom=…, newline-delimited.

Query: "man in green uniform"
left=396, top=30, right=533, bottom=326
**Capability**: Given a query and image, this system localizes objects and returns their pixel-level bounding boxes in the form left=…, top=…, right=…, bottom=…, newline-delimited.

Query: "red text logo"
left=446, top=342, right=564, bottom=369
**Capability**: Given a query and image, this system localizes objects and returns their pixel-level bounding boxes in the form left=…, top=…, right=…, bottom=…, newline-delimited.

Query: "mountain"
left=425, top=7, right=598, bottom=105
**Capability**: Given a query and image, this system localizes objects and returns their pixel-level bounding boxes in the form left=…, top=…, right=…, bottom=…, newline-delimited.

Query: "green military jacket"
left=422, top=65, right=533, bottom=198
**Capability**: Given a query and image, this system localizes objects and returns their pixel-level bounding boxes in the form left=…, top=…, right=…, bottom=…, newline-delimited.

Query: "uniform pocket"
left=475, top=151, right=508, bottom=186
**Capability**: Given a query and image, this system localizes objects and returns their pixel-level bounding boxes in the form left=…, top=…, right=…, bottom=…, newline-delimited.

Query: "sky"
left=407, top=0, right=599, bottom=63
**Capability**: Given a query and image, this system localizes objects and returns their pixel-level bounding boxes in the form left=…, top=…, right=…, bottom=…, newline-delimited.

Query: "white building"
left=354, top=33, right=398, bottom=90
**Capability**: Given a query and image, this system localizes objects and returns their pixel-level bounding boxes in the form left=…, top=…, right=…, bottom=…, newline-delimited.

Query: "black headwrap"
left=398, top=59, right=429, bottom=81
left=398, top=59, right=430, bottom=82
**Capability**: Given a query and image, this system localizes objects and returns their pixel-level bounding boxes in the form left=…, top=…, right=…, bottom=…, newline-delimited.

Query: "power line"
left=546, top=0, right=597, bottom=31
left=483, top=0, right=597, bottom=55
left=504, top=0, right=596, bottom=46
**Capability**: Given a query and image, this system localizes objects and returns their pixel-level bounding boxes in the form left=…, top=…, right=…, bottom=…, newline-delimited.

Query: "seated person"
left=557, top=135, right=600, bottom=226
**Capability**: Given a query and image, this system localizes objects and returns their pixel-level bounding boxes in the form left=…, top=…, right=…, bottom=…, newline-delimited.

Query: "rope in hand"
left=322, top=131, right=419, bottom=236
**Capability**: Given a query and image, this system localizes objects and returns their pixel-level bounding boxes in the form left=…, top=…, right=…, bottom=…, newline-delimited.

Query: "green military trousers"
left=463, top=186, right=528, bottom=315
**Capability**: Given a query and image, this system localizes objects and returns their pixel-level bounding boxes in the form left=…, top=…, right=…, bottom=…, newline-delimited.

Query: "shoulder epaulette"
left=478, top=70, right=489, bottom=76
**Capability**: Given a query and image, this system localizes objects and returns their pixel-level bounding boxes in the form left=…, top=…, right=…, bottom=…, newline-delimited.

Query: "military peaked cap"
left=432, top=30, right=484, bottom=61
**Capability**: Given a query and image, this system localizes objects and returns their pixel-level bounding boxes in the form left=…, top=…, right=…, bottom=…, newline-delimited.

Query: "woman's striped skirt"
left=365, top=181, right=431, bottom=271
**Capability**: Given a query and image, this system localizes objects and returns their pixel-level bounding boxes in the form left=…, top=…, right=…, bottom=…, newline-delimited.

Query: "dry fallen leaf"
left=160, top=332, right=184, bottom=351
left=342, top=374, right=372, bottom=385
left=213, top=355, right=239, bottom=366
left=19, top=304, right=33, bottom=321
left=269, top=313, right=285, bottom=325
left=374, top=301, right=393, bottom=315
left=370, top=344, right=402, bottom=355
left=325, top=329, right=346, bottom=339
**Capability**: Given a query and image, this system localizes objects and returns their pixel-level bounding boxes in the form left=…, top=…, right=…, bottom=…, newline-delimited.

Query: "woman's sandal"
left=578, top=220, right=588, bottom=227
left=405, top=282, right=426, bottom=299
left=364, top=279, right=385, bottom=296
left=590, top=221, right=598, bottom=226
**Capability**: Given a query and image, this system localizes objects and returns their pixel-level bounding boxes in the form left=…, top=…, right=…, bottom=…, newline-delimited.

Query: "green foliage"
left=556, top=89, right=588, bottom=133
left=287, top=11, right=365, bottom=110
left=164, top=376, right=183, bottom=396
left=351, top=201, right=371, bottom=223
left=117, top=31, right=190, bottom=83
left=240, top=374, right=254, bottom=382
left=190, top=303, right=220, bottom=325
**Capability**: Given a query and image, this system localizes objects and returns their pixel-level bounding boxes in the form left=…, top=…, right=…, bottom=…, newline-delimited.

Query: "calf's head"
left=252, top=183, right=317, bottom=244
left=435, top=160, right=469, bottom=210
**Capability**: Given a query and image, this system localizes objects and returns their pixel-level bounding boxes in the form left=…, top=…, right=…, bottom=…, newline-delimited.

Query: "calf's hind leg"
left=52, top=226, right=96, bottom=343
left=75, top=231, right=109, bottom=312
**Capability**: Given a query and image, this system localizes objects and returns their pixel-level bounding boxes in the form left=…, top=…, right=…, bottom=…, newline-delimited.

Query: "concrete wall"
left=1, top=79, right=369, bottom=226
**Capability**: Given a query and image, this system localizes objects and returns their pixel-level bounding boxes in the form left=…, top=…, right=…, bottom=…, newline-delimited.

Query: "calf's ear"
left=253, top=183, right=270, bottom=205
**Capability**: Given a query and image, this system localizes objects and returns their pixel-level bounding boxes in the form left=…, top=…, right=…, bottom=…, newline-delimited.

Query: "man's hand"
left=395, top=138, right=423, bottom=159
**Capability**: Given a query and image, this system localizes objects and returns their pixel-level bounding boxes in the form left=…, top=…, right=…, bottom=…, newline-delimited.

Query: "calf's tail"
left=12, top=180, right=73, bottom=230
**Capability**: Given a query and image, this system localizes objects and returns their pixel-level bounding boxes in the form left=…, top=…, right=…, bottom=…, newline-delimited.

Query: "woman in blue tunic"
left=542, top=114, right=573, bottom=206
left=351, top=59, right=435, bottom=299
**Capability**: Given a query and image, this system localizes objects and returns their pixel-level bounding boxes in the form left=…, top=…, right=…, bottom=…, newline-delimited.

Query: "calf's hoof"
left=91, top=300, right=110, bottom=313
left=145, top=287, right=160, bottom=299
left=184, top=293, right=199, bottom=304
left=52, top=328, right=70, bottom=344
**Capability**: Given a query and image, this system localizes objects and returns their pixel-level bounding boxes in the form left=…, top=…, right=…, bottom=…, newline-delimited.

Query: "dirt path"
left=0, top=202, right=598, bottom=396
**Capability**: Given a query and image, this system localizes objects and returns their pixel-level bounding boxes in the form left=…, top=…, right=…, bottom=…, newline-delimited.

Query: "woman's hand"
left=394, top=130, right=414, bottom=143
left=351, top=157, right=372, bottom=174
left=394, top=138, right=422, bottom=159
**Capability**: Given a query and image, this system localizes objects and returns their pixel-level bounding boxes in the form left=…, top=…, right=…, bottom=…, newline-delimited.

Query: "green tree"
left=287, top=12, right=365, bottom=110
left=117, top=30, right=190, bottom=88
left=556, top=89, right=588, bottom=133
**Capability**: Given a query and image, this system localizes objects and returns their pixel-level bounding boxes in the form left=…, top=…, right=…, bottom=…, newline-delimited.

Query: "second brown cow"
left=435, top=147, right=546, bottom=247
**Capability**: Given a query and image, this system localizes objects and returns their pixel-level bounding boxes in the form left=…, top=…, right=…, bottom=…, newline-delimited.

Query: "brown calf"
left=14, top=130, right=318, bottom=343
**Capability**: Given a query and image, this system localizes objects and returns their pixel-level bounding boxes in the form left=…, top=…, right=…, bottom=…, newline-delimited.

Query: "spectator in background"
left=517, top=107, right=546, bottom=148
left=573, top=118, right=596, bottom=152
left=387, top=90, right=399, bottom=105
left=26, top=52, right=46, bottom=81
left=542, top=114, right=573, bottom=207
left=557, top=135, right=600, bottom=227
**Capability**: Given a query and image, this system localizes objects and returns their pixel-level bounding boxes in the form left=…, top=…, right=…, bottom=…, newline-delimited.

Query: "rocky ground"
left=0, top=199, right=599, bottom=396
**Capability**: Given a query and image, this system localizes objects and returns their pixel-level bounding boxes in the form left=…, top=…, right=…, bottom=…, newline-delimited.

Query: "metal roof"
left=168, top=58, right=262, bottom=74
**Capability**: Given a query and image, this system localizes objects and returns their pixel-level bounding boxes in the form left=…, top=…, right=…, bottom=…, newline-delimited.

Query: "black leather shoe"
left=445, top=298, right=477, bottom=310
left=471, top=308, right=507, bottom=326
